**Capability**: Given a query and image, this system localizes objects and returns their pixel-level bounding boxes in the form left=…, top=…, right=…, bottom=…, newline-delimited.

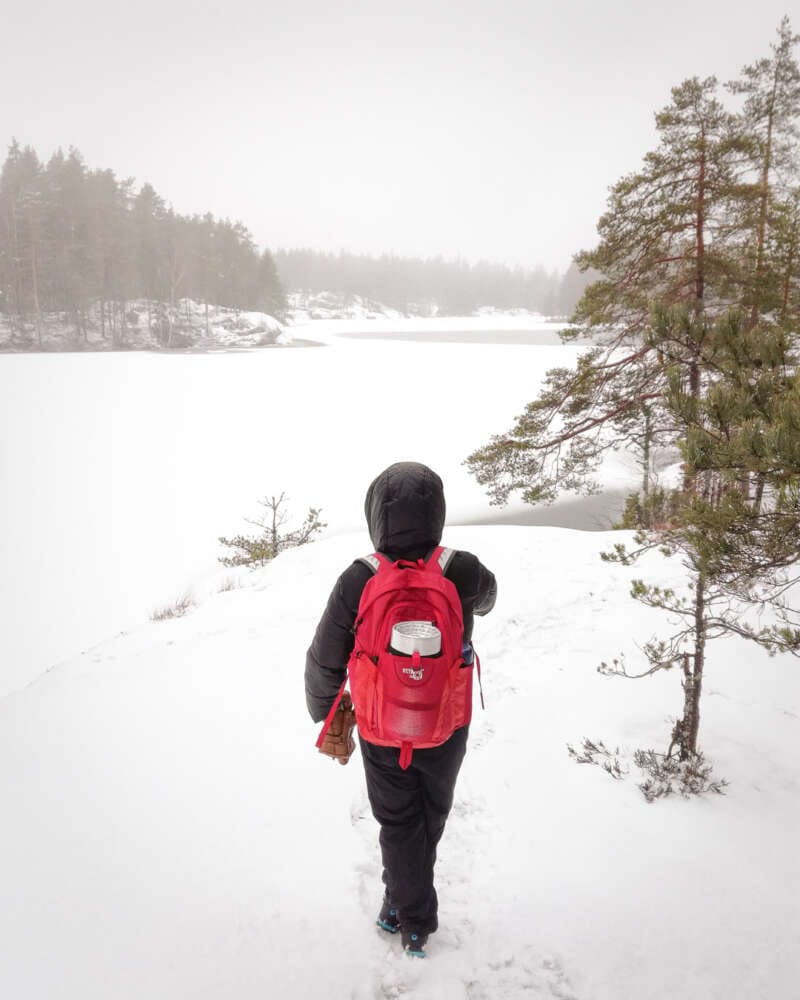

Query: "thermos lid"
left=390, top=621, right=442, bottom=656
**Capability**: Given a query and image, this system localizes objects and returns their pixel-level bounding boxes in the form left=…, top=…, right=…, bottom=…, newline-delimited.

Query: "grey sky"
left=3, top=1, right=794, bottom=272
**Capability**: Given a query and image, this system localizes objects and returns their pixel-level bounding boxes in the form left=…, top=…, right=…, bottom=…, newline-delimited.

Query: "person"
left=305, top=461, right=497, bottom=955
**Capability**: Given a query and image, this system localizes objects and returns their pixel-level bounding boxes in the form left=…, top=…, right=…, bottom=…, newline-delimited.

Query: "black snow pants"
left=359, top=725, right=469, bottom=936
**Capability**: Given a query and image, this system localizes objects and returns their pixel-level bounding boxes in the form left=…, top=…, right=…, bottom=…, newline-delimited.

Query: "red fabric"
left=315, top=678, right=347, bottom=749
left=348, top=546, right=473, bottom=769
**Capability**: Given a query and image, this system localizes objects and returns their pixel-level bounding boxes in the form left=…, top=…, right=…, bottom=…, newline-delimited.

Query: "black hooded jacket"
left=305, top=462, right=497, bottom=722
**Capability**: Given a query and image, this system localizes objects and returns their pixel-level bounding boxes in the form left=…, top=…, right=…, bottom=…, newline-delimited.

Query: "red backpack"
left=316, top=546, right=481, bottom=769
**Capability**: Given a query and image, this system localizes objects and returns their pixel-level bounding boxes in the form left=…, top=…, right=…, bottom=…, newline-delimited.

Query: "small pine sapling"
left=218, top=492, right=327, bottom=567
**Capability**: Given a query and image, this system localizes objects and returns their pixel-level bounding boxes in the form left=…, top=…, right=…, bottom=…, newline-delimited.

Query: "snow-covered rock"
left=0, top=299, right=286, bottom=352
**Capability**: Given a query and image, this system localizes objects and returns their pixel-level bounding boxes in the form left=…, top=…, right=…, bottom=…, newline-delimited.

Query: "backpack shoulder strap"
left=427, top=545, right=456, bottom=576
left=356, top=552, right=388, bottom=574
left=359, top=549, right=454, bottom=575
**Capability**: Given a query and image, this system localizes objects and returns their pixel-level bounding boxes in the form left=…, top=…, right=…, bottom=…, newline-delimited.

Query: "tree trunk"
left=687, top=574, right=706, bottom=755
left=682, top=359, right=702, bottom=494
left=754, top=473, right=766, bottom=513
left=749, top=83, right=777, bottom=331
left=695, top=138, right=706, bottom=305
left=781, top=216, right=797, bottom=323
left=119, top=299, right=126, bottom=347
left=8, top=199, right=26, bottom=338
left=674, top=575, right=706, bottom=760
left=30, top=240, right=42, bottom=348
left=642, top=407, right=651, bottom=499
left=270, top=498, right=279, bottom=558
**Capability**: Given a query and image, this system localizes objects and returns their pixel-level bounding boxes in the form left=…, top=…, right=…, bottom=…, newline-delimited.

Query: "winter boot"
left=376, top=899, right=400, bottom=934
left=401, top=930, right=428, bottom=957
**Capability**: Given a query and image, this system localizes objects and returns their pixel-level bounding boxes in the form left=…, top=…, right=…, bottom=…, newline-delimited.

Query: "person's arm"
left=445, top=550, right=497, bottom=641
left=304, top=561, right=371, bottom=722
left=473, top=558, right=497, bottom=616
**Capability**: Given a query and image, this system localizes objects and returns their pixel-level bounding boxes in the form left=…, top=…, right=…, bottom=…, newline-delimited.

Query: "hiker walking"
left=305, top=462, right=496, bottom=957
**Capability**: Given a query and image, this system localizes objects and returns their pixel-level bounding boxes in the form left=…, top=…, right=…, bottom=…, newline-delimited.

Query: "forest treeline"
left=0, top=138, right=590, bottom=350
left=0, top=142, right=286, bottom=347
left=274, top=248, right=591, bottom=316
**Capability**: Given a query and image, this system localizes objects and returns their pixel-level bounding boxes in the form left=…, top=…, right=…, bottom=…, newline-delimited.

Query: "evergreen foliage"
left=275, top=247, right=587, bottom=317
left=218, top=494, right=326, bottom=568
left=467, top=20, right=800, bottom=763
left=0, top=143, right=287, bottom=346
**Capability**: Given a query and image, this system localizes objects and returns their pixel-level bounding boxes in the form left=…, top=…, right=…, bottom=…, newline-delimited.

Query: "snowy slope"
left=1, top=527, right=798, bottom=1000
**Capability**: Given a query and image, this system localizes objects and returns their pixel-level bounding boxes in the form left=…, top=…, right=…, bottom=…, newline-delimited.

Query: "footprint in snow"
left=463, top=950, right=580, bottom=1000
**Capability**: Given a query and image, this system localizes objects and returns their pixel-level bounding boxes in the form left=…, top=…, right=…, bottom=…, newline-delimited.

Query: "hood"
left=364, top=462, right=446, bottom=558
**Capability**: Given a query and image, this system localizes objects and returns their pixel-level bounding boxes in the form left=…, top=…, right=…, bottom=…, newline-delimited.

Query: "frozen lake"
left=336, top=327, right=567, bottom=345
left=0, top=322, right=632, bottom=697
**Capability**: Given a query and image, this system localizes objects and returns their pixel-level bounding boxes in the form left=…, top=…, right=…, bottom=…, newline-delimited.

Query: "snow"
left=289, top=311, right=560, bottom=339
left=287, top=290, right=409, bottom=322
left=1, top=317, right=798, bottom=999
left=0, top=319, right=607, bottom=697
left=285, top=290, right=556, bottom=325
left=1, top=527, right=798, bottom=999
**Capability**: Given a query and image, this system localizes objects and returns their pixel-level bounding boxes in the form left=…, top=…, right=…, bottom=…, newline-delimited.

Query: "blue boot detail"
left=402, top=931, right=427, bottom=957
left=376, top=901, right=400, bottom=934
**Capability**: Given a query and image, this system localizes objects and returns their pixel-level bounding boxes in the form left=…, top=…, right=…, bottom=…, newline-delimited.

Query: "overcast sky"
left=3, top=1, right=795, bottom=273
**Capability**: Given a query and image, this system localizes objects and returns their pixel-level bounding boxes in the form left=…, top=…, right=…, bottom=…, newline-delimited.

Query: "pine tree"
left=767, top=186, right=800, bottom=324
left=132, top=182, right=168, bottom=334
left=218, top=494, right=326, bottom=567
left=255, top=249, right=287, bottom=316
left=727, top=16, right=800, bottom=328
left=44, top=148, right=93, bottom=340
left=603, top=306, right=800, bottom=759
left=467, top=23, right=800, bottom=762
left=0, top=141, right=44, bottom=342
left=467, top=76, right=740, bottom=509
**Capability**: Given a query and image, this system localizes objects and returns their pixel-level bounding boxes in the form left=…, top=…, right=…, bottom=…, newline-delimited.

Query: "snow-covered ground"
left=1, top=527, right=797, bottom=1000
left=2, top=317, right=797, bottom=999
left=1, top=317, right=635, bottom=697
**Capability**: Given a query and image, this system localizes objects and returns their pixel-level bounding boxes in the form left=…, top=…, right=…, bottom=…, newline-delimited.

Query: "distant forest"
left=0, top=141, right=286, bottom=347
left=275, top=248, right=591, bottom=316
left=0, top=140, right=590, bottom=350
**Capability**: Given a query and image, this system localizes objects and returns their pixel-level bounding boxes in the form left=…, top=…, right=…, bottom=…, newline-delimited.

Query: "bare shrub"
left=151, top=595, right=195, bottom=621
